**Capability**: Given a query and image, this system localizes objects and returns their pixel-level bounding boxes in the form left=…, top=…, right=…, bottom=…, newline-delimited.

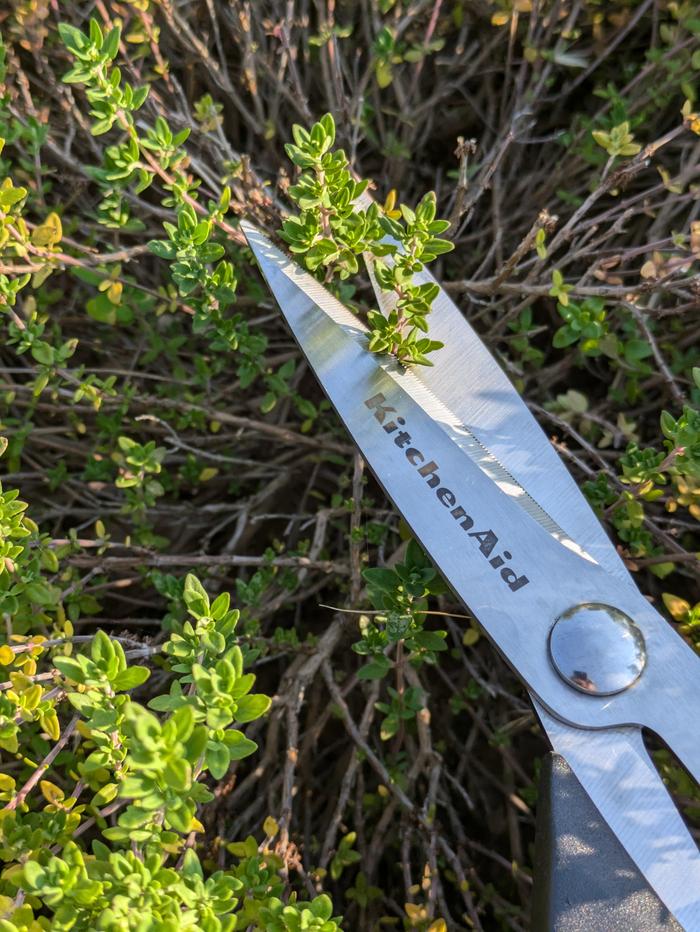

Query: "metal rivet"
left=548, top=602, right=647, bottom=696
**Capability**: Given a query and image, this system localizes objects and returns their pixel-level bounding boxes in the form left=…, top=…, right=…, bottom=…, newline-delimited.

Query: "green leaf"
left=357, top=656, right=392, bottom=680
left=54, top=656, right=88, bottom=684
left=199, top=243, right=225, bottom=263
left=375, top=59, right=393, bottom=88
left=320, top=112, right=336, bottom=145
left=148, top=693, right=183, bottom=712
left=206, top=742, right=230, bottom=779
left=89, top=18, right=104, bottom=48
left=412, top=630, right=447, bottom=651
left=660, top=410, right=676, bottom=439
left=423, top=237, right=454, bottom=256
left=184, top=573, right=210, bottom=618
left=163, top=757, right=191, bottom=791
left=24, top=579, right=59, bottom=606
left=292, top=123, right=310, bottom=146
left=234, top=694, right=271, bottom=723
left=210, top=591, right=231, bottom=619
left=171, top=704, right=195, bottom=741
left=131, top=85, right=150, bottom=111
left=91, top=629, right=115, bottom=667
left=102, top=25, right=121, bottom=60
left=58, top=23, right=88, bottom=54
left=119, top=775, right=156, bottom=799
left=361, top=567, right=397, bottom=593
left=148, top=239, right=176, bottom=260
left=112, top=665, right=151, bottom=691
left=118, top=805, right=152, bottom=829
left=91, top=118, right=116, bottom=137
left=405, top=538, right=430, bottom=569
left=30, top=342, right=54, bottom=366
left=192, top=221, right=212, bottom=245
left=428, top=219, right=451, bottom=234
left=92, top=782, right=119, bottom=807
left=181, top=848, right=204, bottom=879
left=22, top=859, right=46, bottom=889
left=223, top=729, right=258, bottom=759
left=624, top=339, right=652, bottom=364
left=0, top=185, right=27, bottom=207
left=260, top=391, right=277, bottom=414
left=312, top=894, right=333, bottom=921
left=553, top=326, right=578, bottom=349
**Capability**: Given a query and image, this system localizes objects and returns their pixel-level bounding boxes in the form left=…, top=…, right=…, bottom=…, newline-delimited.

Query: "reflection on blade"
left=358, top=190, right=631, bottom=585
left=537, top=703, right=700, bottom=931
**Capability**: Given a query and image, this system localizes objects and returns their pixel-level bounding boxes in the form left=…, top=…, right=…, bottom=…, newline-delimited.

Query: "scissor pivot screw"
left=548, top=602, right=646, bottom=696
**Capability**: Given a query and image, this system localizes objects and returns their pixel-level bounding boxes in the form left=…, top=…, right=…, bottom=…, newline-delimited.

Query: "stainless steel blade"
left=241, top=222, right=700, bottom=778
left=357, top=190, right=632, bottom=587
left=357, top=213, right=700, bottom=928
left=536, top=704, right=700, bottom=930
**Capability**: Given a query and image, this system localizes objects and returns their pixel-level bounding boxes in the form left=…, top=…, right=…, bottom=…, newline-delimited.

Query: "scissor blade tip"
left=239, top=222, right=275, bottom=271
left=239, top=219, right=260, bottom=240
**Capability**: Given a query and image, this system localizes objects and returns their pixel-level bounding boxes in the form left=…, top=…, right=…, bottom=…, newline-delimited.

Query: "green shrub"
left=0, top=2, right=698, bottom=929
left=0, top=465, right=339, bottom=928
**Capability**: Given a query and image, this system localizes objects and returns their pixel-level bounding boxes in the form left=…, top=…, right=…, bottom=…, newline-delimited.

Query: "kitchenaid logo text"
left=365, top=393, right=529, bottom=592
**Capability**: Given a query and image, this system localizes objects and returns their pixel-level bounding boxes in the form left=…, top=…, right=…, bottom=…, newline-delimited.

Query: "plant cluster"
left=0, top=471, right=339, bottom=930
left=354, top=540, right=448, bottom=741
left=583, top=371, right=700, bottom=568
left=282, top=114, right=452, bottom=366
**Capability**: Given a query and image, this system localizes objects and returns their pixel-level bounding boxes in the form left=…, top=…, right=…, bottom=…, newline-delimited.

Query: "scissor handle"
left=532, top=753, right=681, bottom=931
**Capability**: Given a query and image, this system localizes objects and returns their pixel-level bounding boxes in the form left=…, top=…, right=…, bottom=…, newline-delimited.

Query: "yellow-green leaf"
left=662, top=593, right=690, bottom=621
left=40, top=780, right=65, bottom=804
left=40, top=710, right=61, bottom=741
left=0, top=645, right=14, bottom=666
left=31, top=212, right=62, bottom=248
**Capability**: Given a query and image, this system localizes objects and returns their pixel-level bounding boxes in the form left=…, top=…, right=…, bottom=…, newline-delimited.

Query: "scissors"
left=240, top=212, right=700, bottom=930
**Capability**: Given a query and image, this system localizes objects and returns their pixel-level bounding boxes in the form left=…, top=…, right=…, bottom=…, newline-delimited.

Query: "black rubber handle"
left=531, top=752, right=682, bottom=931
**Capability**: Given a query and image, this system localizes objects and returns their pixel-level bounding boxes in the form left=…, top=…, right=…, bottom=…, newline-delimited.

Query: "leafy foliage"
left=0, top=2, right=698, bottom=929
left=282, top=114, right=452, bottom=366
left=0, top=477, right=338, bottom=929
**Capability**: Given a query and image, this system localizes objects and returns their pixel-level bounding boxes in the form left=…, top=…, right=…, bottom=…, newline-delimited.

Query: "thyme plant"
left=0, top=460, right=341, bottom=930
left=0, top=2, right=698, bottom=928
left=282, top=114, right=453, bottom=367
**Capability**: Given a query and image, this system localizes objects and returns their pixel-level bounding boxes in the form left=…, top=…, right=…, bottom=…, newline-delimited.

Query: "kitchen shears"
left=240, top=216, right=700, bottom=930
